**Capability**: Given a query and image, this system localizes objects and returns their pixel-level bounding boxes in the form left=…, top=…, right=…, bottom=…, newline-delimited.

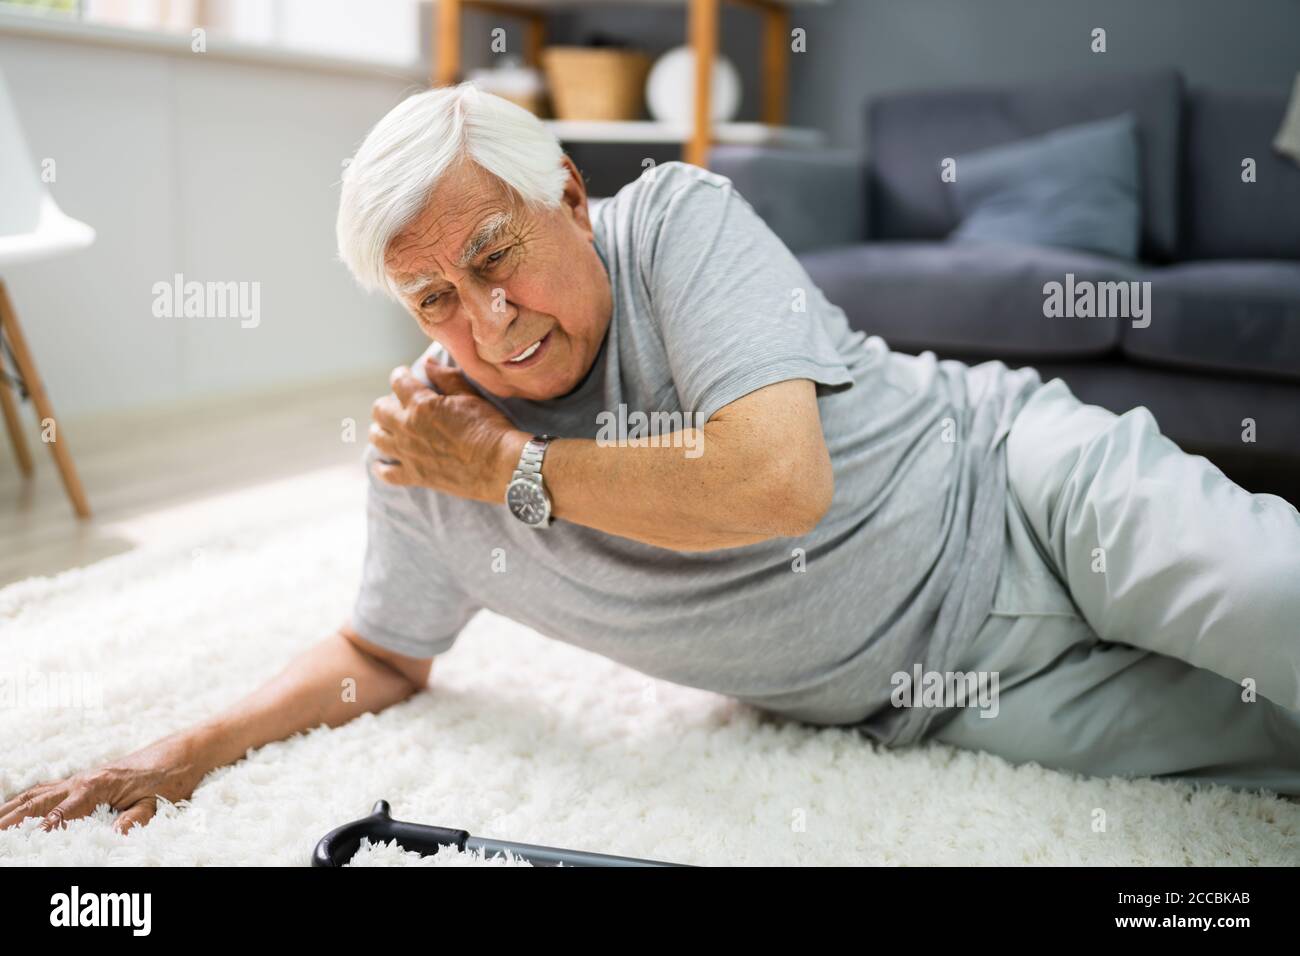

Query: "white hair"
left=336, top=82, right=569, bottom=296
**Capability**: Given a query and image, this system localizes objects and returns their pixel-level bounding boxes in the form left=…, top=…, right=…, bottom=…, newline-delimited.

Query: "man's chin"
left=482, top=350, right=592, bottom=401
left=514, top=378, right=576, bottom=402
left=476, top=369, right=565, bottom=402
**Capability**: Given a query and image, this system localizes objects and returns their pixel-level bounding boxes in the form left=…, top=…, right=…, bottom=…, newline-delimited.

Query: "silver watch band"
left=512, top=434, right=555, bottom=481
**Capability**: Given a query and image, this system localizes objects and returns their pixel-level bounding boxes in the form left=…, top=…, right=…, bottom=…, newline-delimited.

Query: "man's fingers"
left=371, top=394, right=403, bottom=431
left=370, top=458, right=411, bottom=486
left=114, top=799, right=157, bottom=836
left=391, top=366, right=434, bottom=407
left=424, top=359, right=474, bottom=395
left=368, top=422, right=398, bottom=458
left=0, top=786, right=59, bottom=830
left=0, top=782, right=50, bottom=819
left=39, top=787, right=99, bottom=831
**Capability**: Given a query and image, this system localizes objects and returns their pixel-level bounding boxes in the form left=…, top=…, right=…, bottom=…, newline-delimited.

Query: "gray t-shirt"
left=351, top=161, right=1042, bottom=748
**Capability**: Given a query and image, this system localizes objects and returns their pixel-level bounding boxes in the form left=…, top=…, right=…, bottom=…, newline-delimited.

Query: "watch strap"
left=513, top=434, right=555, bottom=480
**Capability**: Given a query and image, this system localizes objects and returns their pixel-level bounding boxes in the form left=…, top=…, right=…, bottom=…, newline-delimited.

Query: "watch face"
left=507, top=479, right=550, bottom=526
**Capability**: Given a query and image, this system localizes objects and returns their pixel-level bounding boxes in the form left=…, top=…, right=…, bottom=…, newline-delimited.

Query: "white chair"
left=0, top=66, right=93, bottom=518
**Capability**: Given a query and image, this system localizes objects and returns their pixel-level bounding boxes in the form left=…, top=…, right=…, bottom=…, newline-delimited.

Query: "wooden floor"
left=0, top=370, right=391, bottom=588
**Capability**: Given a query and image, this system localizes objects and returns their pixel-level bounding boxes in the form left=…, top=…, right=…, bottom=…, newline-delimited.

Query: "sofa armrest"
left=707, top=145, right=869, bottom=253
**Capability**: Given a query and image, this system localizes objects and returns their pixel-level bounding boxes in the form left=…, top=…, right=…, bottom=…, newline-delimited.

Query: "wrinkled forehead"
left=385, top=161, right=522, bottom=281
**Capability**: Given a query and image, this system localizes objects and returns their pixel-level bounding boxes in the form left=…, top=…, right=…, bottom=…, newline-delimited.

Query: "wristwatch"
left=505, top=434, right=557, bottom=528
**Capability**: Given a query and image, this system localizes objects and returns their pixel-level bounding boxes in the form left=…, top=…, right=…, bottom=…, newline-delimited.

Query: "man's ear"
left=559, top=154, right=593, bottom=237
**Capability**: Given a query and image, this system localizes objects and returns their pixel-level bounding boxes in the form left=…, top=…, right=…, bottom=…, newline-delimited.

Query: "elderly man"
left=6, top=86, right=1300, bottom=837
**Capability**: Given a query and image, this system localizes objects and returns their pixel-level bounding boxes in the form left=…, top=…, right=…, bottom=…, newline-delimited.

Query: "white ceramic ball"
left=645, top=45, right=742, bottom=124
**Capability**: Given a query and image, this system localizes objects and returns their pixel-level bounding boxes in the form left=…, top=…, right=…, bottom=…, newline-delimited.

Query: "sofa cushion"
left=948, top=113, right=1142, bottom=260
left=707, top=145, right=867, bottom=254
left=1182, top=86, right=1300, bottom=260
left=1122, top=261, right=1300, bottom=381
left=800, top=240, right=1142, bottom=359
left=1014, top=360, right=1300, bottom=467
left=868, top=68, right=1182, bottom=262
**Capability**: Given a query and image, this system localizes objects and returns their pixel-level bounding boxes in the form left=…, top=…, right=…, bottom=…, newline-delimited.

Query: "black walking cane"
left=312, top=799, right=693, bottom=867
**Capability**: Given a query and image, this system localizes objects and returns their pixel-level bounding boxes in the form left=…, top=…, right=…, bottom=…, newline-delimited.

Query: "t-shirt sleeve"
left=643, top=169, right=856, bottom=423
left=349, top=444, right=480, bottom=659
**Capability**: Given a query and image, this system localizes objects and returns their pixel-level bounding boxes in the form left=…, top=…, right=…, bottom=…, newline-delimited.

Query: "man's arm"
left=537, top=378, right=834, bottom=551
left=374, top=368, right=835, bottom=552
left=1, top=624, right=434, bottom=834
left=190, top=624, right=432, bottom=769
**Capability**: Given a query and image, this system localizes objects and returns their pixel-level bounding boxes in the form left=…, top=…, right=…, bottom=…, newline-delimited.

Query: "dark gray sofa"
left=710, top=68, right=1300, bottom=504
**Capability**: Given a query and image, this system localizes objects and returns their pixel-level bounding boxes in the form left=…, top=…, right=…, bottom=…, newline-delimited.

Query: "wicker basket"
left=541, top=47, right=651, bottom=121
left=490, top=89, right=548, bottom=118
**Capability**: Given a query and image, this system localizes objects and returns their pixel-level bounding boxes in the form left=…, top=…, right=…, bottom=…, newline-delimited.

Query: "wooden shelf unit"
left=432, top=0, right=826, bottom=167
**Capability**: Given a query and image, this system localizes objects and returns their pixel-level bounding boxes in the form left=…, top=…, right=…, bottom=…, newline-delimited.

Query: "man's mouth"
left=502, top=330, right=551, bottom=368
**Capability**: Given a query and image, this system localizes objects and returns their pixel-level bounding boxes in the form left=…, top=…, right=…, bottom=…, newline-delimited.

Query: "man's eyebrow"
left=456, top=211, right=513, bottom=269
left=393, top=273, right=440, bottom=297
left=391, top=211, right=514, bottom=299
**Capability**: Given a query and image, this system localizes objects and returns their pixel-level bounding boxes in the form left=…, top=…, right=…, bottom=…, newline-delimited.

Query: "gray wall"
left=561, top=0, right=1300, bottom=170
left=0, top=30, right=429, bottom=420
left=0, top=5, right=546, bottom=420
left=789, top=0, right=1300, bottom=150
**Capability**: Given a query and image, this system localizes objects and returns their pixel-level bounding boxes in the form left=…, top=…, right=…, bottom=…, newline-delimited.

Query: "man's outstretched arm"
left=0, top=625, right=433, bottom=835
left=191, top=625, right=431, bottom=769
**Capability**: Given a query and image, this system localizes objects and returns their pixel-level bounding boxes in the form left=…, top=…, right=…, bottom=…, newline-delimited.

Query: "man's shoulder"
left=611, top=161, right=734, bottom=215
left=638, top=160, right=733, bottom=191
left=641, top=159, right=733, bottom=199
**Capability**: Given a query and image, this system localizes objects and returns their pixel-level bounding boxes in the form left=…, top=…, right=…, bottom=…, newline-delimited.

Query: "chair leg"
left=0, top=353, right=33, bottom=477
left=0, top=280, right=91, bottom=518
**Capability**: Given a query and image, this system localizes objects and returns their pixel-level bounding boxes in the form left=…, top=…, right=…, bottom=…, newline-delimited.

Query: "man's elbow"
left=764, top=453, right=834, bottom=537
left=339, top=624, right=434, bottom=691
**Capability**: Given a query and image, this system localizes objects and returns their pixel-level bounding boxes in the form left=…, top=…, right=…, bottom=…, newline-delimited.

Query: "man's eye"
left=420, top=291, right=446, bottom=309
left=485, top=247, right=511, bottom=265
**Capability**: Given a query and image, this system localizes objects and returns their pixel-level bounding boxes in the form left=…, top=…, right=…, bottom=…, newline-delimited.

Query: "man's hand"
left=370, top=358, right=529, bottom=504
left=2, top=626, right=433, bottom=837
left=0, top=734, right=210, bottom=836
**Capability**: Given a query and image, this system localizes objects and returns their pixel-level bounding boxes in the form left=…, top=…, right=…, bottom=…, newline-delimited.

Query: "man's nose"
left=461, top=281, right=516, bottom=346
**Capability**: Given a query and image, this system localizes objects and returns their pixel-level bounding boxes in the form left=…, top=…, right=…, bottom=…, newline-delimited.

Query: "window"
left=1, top=0, right=424, bottom=66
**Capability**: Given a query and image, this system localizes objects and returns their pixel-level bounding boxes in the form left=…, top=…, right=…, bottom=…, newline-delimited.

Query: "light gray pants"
left=927, top=378, right=1300, bottom=797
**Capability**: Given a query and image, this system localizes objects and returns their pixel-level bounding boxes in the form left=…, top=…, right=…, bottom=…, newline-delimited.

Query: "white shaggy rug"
left=2, top=467, right=1297, bottom=866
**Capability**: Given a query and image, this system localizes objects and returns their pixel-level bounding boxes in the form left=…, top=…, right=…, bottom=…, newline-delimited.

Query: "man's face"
left=385, top=156, right=612, bottom=401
